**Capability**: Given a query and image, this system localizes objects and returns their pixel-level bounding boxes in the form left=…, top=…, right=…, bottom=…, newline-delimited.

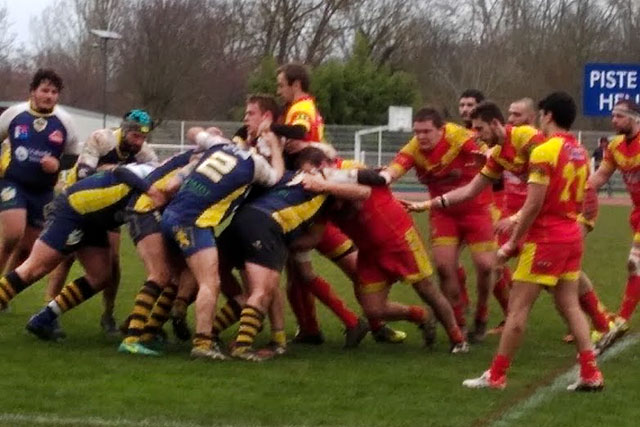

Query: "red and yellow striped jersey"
left=389, top=122, right=491, bottom=210
left=527, top=132, right=589, bottom=243
left=481, top=125, right=545, bottom=213
left=283, top=95, right=325, bottom=142
left=602, top=133, right=640, bottom=207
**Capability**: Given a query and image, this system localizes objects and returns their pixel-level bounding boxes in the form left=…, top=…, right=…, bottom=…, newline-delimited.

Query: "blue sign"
left=583, top=63, right=640, bottom=116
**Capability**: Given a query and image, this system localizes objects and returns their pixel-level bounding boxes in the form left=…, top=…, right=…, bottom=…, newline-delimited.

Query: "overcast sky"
left=4, top=0, right=54, bottom=48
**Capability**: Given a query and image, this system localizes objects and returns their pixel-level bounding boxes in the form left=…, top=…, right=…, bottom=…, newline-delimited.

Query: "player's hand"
left=302, top=173, right=327, bottom=193
left=495, top=216, right=516, bottom=235
left=497, top=241, right=517, bottom=264
left=186, top=127, right=205, bottom=143
left=147, top=186, right=168, bottom=208
left=205, top=126, right=223, bottom=137
left=164, top=175, right=183, bottom=196
left=400, top=199, right=430, bottom=212
left=41, top=155, right=60, bottom=173
left=257, top=119, right=273, bottom=137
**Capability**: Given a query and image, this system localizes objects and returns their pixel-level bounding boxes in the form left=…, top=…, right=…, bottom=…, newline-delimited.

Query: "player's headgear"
left=122, top=109, right=154, bottom=134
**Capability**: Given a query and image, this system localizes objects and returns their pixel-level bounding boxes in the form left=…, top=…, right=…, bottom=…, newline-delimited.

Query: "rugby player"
left=404, top=102, right=544, bottom=337
left=587, top=99, right=640, bottom=345
left=382, top=107, right=496, bottom=341
left=216, top=146, right=373, bottom=360
left=118, top=150, right=208, bottom=355
left=0, top=69, right=79, bottom=283
left=463, top=92, right=604, bottom=391
left=507, top=97, right=537, bottom=127
left=458, top=89, right=485, bottom=129
left=0, top=164, right=164, bottom=338
left=276, top=63, right=376, bottom=346
left=45, top=109, right=158, bottom=335
left=159, top=127, right=284, bottom=360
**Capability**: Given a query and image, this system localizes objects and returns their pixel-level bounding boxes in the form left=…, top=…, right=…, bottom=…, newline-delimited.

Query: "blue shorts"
left=160, top=208, right=216, bottom=258
left=0, top=179, right=54, bottom=228
left=39, top=195, right=109, bottom=254
left=127, top=210, right=162, bottom=245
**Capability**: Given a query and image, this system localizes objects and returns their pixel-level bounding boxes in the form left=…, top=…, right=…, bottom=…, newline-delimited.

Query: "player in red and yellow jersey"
left=383, top=107, right=496, bottom=341
left=323, top=183, right=468, bottom=353
left=463, top=92, right=603, bottom=391
left=588, top=99, right=640, bottom=343
left=405, top=102, right=544, bottom=333
left=276, top=63, right=382, bottom=346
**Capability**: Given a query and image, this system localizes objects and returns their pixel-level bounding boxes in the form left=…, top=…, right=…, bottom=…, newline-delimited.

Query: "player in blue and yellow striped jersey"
left=216, top=146, right=372, bottom=360
left=159, top=127, right=284, bottom=360
left=119, top=140, right=215, bottom=356
left=46, top=109, right=158, bottom=334
left=0, top=69, right=80, bottom=276
left=0, top=164, right=164, bottom=339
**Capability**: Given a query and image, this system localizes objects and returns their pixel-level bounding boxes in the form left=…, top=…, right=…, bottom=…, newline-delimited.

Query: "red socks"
left=619, top=275, right=640, bottom=320
left=287, top=284, right=320, bottom=335
left=307, top=277, right=358, bottom=329
left=578, top=350, right=600, bottom=379
left=579, top=290, right=610, bottom=333
left=489, top=354, right=510, bottom=381
left=407, top=305, right=427, bottom=324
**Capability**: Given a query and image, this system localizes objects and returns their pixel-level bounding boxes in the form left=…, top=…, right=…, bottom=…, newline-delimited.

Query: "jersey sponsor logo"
left=66, top=229, right=83, bottom=246
left=33, top=117, right=48, bottom=133
left=14, top=124, right=29, bottom=140
left=0, top=186, right=16, bottom=202
left=15, top=146, right=28, bottom=162
left=48, top=130, right=64, bottom=145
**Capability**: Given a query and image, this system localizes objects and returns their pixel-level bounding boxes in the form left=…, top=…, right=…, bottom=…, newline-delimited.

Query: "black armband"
left=112, top=166, right=151, bottom=193
left=271, top=124, right=307, bottom=140
left=59, top=154, right=79, bottom=170
left=357, top=169, right=388, bottom=186
left=233, top=125, right=248, bottom=141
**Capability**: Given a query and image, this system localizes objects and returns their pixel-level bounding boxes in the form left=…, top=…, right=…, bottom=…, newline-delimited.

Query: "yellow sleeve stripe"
left=528, top=171, right=549, bottom=185
left=195, top=185, right=248, bottom=228
left=271, top=194, right=327, bottom=233
left=389, top=162, right=407, bottom=176
left=68, top=184, right=131, bottom=214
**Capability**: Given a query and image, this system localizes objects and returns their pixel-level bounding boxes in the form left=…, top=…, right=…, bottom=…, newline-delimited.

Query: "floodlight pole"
left=90, top=29, right=122, bottom=128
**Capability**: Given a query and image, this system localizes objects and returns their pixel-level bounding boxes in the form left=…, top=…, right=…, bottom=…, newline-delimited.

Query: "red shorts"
left=358, top=227, right=433, bottom=294
left=315, top=221, right=355, bottom=261
left=430, top=207, right=497, bottom=253
left=513, top=239, right=583, bottom=286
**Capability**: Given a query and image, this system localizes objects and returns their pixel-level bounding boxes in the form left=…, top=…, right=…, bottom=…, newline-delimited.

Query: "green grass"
left=0, top=206, right=638, bottom=426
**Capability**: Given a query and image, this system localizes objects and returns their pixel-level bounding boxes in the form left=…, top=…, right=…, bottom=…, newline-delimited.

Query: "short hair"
left=615, top=99, right=640, bottom=115
left=294, top=146, right=330, bottom=169
left=413, top=107, right=444, bottom=128
left=470, top=101, right=505, bottom=124
left=277, top=63, right=310, bottom=92
left=247, top=94, right=280, bottom=119
left=537, top=91, right=576, bottom=130
left=459, top=89, right=485, bottom=103
left=30, top=68, right=64, bottom=92
left=513, top=97, right=536, bottom=111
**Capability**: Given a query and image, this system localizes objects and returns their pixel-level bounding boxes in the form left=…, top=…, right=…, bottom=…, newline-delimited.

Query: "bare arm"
left=587, top=163, right=615, bottom=192
left=302, top=173, right=371, bottom=201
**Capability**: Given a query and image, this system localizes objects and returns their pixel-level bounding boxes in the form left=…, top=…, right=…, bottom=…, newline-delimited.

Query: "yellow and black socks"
left=192, top=333, right=212, bottom=351
left=141, top=285, right=177, bottom=341
left=0, top=271, right=29, bottom=309
left=212, top=298, right=242, bottom=338
left=124, top=281, right=162, bottom=343
left=271, top=330, right=286, bottom=347
left=234, top=305, right=265, bottom=353
left=49, top=277, right=97, bottom=315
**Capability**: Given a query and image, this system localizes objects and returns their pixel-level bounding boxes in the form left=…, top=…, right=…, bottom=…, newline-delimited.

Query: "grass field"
left=1, top=205, right=640, bottom=427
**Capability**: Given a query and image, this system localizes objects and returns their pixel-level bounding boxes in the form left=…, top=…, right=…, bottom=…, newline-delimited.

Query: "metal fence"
left=150, top=121, right=624, bottom=193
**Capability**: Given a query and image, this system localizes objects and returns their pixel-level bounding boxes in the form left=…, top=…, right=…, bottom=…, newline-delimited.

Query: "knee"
left=362, top=301, right=386, bottom=320
left=0, top=234, right=21, bottom=253
left=474, top=258, right=495, bottom=277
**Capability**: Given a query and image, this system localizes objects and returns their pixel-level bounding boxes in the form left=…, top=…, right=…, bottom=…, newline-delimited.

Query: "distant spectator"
left=593, top=136, right=613, bottom=197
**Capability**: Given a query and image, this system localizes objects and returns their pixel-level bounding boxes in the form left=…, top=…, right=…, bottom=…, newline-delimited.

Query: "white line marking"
left=0, top=413, right=211, bottom=427
left=491, top=334, right=640, bottom=427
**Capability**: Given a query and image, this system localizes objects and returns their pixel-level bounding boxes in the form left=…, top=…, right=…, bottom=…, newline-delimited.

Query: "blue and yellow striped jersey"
left=248, top=170, right=328, bottom=243
left=165, top=144, right=257, bottom=228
